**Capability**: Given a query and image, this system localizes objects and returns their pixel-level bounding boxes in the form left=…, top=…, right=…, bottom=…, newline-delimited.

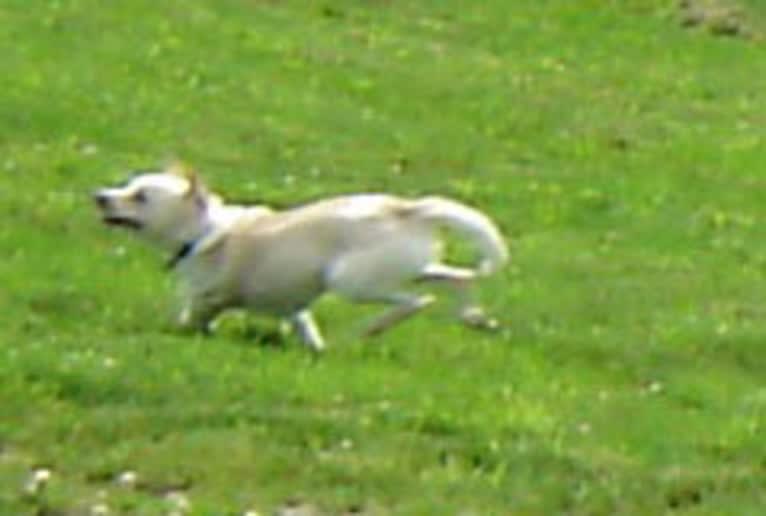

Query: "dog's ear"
left=166, top=160, right=193, bottom=180
left=183, top=169, right=204, bottom=200
left=165, top=160, right=206, bottom=200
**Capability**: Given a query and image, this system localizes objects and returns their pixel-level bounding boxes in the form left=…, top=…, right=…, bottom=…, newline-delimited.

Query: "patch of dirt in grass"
left=275, top=502, right=322, bottom=516
left=665, top=483, right=706, bottom=510
left=28, top=505, right=69, bottom=516
left=677, top=0, right=758, bottom=39
left=275, top=499, right=372, bottom=516
left=661, top=466, right=715, bottom=511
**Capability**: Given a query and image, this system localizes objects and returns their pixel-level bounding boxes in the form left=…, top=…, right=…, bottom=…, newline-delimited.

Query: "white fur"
left=94, top=166, right=508, bottom=351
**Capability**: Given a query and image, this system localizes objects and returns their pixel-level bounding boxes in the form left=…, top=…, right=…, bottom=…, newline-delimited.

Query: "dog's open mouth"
left=103, top=216, right=143, bottom=230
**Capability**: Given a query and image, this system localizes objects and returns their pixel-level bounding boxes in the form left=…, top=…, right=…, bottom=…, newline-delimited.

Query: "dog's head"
left=94, top=163, right=210, bottom=249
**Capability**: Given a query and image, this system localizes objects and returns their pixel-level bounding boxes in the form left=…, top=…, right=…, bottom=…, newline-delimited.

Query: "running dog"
left=93, top=163, right=508, bottom=351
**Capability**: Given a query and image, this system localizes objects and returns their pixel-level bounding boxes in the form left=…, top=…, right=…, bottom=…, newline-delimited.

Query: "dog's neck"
left=165, top=220, right=217, bottom=270
left=163, top=196, right=271, bottom=270
left=165, top=197, right=226, bottom=270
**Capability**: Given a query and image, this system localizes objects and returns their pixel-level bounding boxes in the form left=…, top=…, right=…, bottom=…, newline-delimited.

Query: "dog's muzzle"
left=93, top=192, right=143, bottom=230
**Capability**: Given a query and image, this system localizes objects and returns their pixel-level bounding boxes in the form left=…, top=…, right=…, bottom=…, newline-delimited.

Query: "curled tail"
left=410, top=196, right=508, bottom=275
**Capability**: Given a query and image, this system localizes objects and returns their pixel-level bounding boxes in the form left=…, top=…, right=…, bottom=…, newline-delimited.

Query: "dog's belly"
left=239, top=281, right=324, bottom=315
left=234, top=250, right=327, bottom=315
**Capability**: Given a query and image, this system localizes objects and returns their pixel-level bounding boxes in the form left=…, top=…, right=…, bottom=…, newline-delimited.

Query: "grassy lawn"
left=2, top=0, right=766, bottom=514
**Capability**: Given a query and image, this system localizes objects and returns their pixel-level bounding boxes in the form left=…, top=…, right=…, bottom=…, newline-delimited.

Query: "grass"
left=2, top=0, right=766, bottom=513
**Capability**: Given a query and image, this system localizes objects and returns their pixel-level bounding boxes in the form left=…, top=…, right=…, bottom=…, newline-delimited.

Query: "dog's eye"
left=133, top=189, right=148, bottom=204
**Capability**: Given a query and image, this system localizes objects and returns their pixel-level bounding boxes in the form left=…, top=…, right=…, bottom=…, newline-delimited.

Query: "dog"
left=94, top=163, right=508, bottom=351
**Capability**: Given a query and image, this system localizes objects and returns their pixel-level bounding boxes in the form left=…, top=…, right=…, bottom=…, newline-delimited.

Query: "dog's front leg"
left=177, top=298, right=220, bottom=335
left=289, top=310, right=325, bottom=352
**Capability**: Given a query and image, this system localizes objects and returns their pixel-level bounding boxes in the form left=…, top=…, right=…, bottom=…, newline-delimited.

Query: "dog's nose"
left=93, top=191, right=111, bottom=209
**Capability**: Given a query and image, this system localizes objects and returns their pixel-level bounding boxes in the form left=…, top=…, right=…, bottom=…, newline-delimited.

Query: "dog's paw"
left=460, top=306, right=501, bottom=332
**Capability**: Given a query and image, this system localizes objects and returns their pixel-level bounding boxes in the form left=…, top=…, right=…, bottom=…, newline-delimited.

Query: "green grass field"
left=3, top=0, right=766, bottom=514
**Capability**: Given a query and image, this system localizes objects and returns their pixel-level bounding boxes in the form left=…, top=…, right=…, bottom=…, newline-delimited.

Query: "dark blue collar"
left=166, top=240, right=196, bottom=270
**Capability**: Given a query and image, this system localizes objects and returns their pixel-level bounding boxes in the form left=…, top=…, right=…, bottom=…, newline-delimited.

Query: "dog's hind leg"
left=418, top=263, right=499, bottom=331
left=361, top=293, right=436, bottom=337
left=324, top=248, right=435, bottom=337
left=326, top=286, right=435, bottom=337
left=289, top=310, right=325, bottom=352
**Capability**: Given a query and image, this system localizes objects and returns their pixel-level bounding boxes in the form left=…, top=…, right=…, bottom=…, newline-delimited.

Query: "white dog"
left=94, top=163, right=508, bottom=351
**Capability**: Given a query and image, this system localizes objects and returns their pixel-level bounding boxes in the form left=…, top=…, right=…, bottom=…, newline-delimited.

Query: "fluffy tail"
left=410, top=196, right=508, bottom=275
